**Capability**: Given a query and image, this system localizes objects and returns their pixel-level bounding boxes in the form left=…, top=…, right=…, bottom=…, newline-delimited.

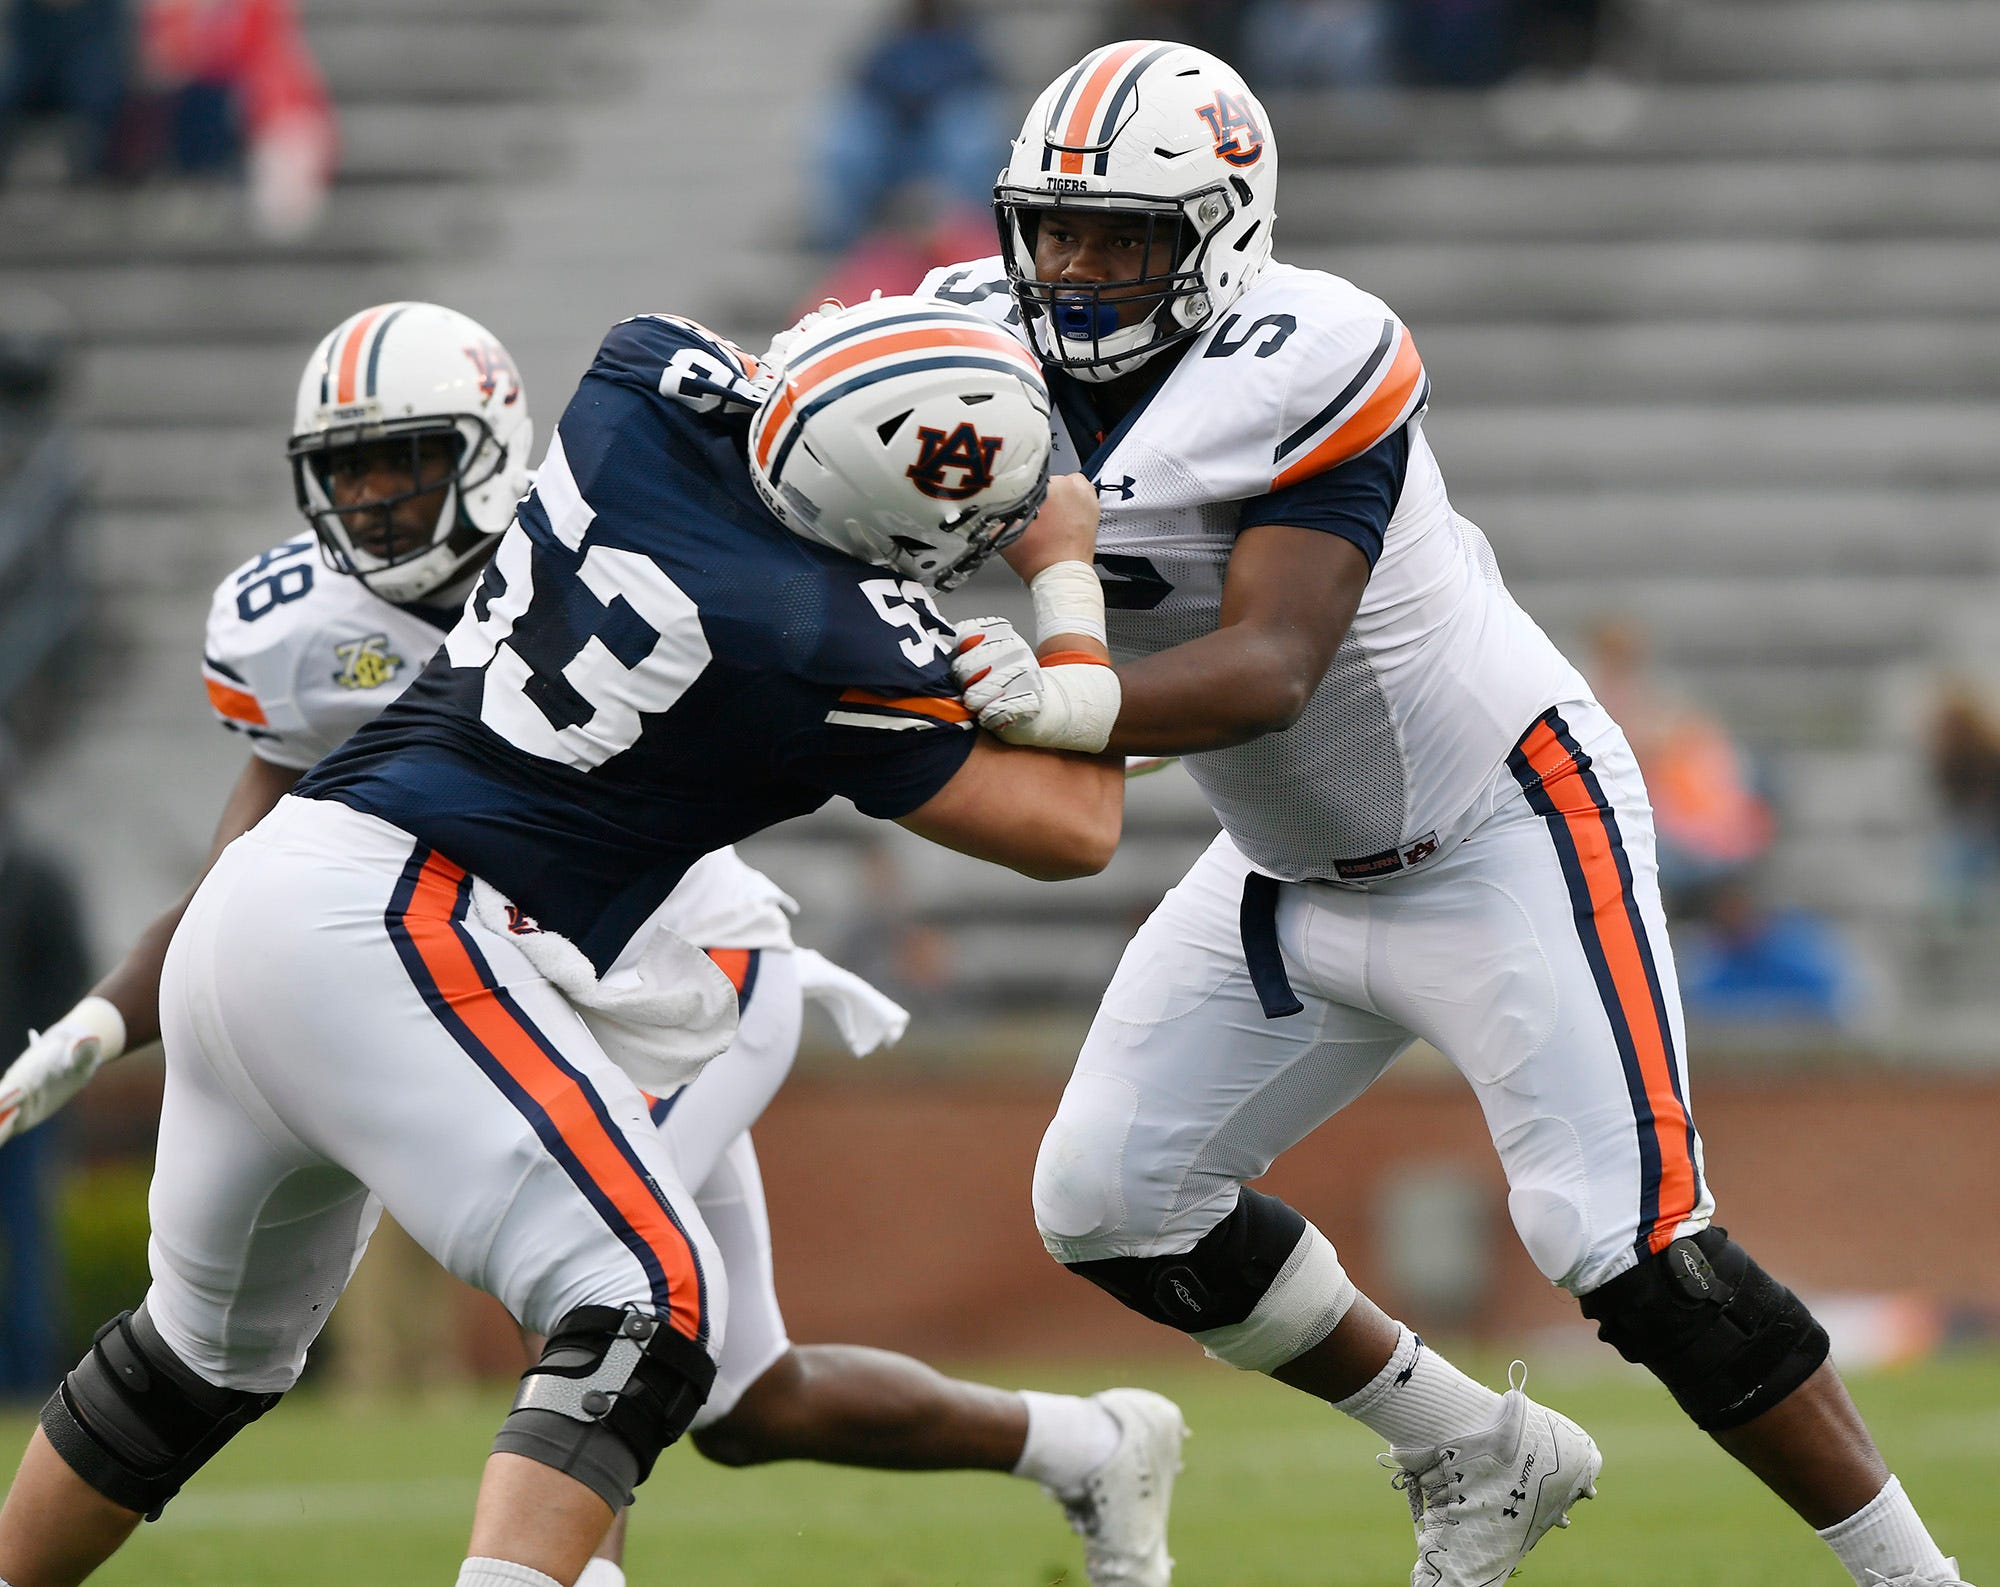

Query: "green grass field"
left=6, top=1351, right=1996, bottom=1586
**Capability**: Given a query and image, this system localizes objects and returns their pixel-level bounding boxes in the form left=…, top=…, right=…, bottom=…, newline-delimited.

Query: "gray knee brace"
left=40, top=1306, right=282, bottom=1520
left=1064, top=1189, right=1357, bottom=1372
left=493, top=1304, right=716, bottom=1511
left=1579, top=1227, right=1829, bottom=1431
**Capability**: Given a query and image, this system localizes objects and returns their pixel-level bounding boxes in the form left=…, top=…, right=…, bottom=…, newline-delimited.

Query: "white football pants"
left=1033, top=700, right=1715, bottom=1298
left=149, top=795, right=724, bottom=1393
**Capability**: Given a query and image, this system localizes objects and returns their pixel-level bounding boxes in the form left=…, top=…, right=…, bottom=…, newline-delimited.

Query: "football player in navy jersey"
left=0, top=301, right=1186, bottom=1587
left=0, top=299, right=1154, bottom=1587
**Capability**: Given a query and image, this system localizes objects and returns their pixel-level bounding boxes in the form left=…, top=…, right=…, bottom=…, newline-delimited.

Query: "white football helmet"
left=995, top=40, right=1277, bottom=382
left=288, top=301, right=534, bottom=604
left=746, top=296, right=1053, bottom=591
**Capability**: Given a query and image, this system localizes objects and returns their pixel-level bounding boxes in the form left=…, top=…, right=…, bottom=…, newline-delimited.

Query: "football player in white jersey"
left=0, top=303, right=1184, bottom=1587
left=926, top=41, right=1976, bottom=1587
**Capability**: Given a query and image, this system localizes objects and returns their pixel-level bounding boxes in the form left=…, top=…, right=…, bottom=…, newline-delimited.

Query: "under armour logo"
left=906, top=422, right=1002, bottom=501
left=1502, top=1505, right=1520, bottom=1519
left=1097, top=475, right=1137, bottom=501
left=1509, top=1488, right=1527, bottom=1503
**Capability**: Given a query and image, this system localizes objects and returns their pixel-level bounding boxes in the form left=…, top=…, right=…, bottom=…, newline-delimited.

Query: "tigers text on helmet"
left=288, top=302, right=534, bottom=605
left=995, top=40, right=1277, bottom=383
left=746, top=296, right=1053, bottom=591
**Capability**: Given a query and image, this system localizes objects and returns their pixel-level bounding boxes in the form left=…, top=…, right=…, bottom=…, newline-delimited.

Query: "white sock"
left=1333, top=1326, right=1504, bottom=1451
left=576, top=1561, right=627, bottom=1587
left=1012, top=1389, right=1123, bottom=1497
left=454, top=1560, right=563, bottom=1587
left=1816, top=1475, right=1954, bottom=1585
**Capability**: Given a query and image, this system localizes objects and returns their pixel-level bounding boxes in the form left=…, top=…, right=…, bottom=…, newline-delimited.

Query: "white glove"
left=951, top=616, right=1044, bottom=730
left=0, top=996, right=128, bottom=1147
left=758, top=297, right=845, bottom=375
left=793, top=948, right=909, bottom=1056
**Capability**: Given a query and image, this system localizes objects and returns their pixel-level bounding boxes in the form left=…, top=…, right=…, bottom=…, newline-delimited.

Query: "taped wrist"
left=63, top=995, right=128, bottom=1064
left=1029, top=560, right=1107, bottom=647
left=996, top=659, right=1121, bottom=753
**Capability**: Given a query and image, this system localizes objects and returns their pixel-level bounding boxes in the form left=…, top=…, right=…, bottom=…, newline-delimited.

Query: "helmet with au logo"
left=288, top=302, right=534, bottom=604
left=746, top=296, right=1052, bottom=591
left=995, top=40, right=1277, bottom=382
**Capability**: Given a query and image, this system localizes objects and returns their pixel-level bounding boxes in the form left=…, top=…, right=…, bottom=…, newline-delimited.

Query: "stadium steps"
left=1662, top=1, right=2000, bottom=81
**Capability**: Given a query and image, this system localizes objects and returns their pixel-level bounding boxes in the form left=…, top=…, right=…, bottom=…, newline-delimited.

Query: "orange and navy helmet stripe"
left=755, top=311, right=1040, bottom=488
left=385, top=848, right=709, bottom=1343
left=1272, top=319, right=1429, bottom=491
left=317, top=303, right=412, bottom=406
left=1042, top=41, right=1177, bottom=175
left=1508, top=708, right=1703, bottom=1260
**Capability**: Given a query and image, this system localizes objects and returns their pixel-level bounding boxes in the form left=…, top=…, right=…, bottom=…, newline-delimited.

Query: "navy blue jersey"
left=301, top=315, right=975, bottom=971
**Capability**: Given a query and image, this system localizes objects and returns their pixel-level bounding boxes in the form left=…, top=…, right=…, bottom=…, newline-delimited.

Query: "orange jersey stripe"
left=402, top=855, right=705, bottom=1340
left=204, top=675, right=267, bottom=727
left=1517, top=722, right=1698, bottom=1254
left=705, top=947, right=753, bottom=994
left=1272, top=330, right=1425, bottom=492
left=757, top=325, right=1040, bottom=470
left=836, top=687, right=972, bottom=724
left=1058, top=41, right=1149, bottom=174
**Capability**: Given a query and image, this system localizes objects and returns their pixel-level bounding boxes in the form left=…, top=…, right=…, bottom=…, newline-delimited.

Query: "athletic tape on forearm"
left=64, top=996, right=128, bottom=1063
left=998, top=662, right=1121, bottom=754
left=1190, top=1224, right=1357, bottom=1373
left=1029, top=560, right=1107, bottom=647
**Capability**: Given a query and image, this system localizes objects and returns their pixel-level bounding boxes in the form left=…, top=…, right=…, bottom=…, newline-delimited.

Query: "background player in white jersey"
left=0, top=303, right=1176, bottom=1583
left=924, top=41, right=1975, bottom=1587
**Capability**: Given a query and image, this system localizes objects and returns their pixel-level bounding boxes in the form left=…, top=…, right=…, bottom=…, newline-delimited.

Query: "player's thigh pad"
left=686, top=1131, right=790, bottom=1430
left=1578, top=1226, right=1829, bottom=1430
left=654, top=948, right=802, bottom=1197
left=41, top=1304, right=282, bottom=1519
left=1033, top=832, right=1410, bottom=1263
left=1356, top=702, right=1715, bottom=1294
left=162, top=797, right=724, bottom=1365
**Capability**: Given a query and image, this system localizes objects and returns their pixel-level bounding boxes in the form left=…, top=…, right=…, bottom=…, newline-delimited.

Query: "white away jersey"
left=919, top=257, right=1592, bottom=884
left=200, top=533, right=794, bottom=947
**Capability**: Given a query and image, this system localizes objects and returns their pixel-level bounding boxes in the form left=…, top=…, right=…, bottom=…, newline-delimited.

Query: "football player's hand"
left=952, top=616, right=1045, bottom=732
left=0, top=999, right=126, bottom=1146
left=758, top=298, right=844, bottom=375
left=1000, top=473, right=1099, bottom=584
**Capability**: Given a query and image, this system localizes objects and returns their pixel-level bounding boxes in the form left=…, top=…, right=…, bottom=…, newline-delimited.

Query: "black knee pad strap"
left=40, top=1307, right=282, bottom=1520
left=1579, top=1227, right=1830, bottom=1431
left=1063, top=1188, right=1308, bottom=1332
left=493, top=1305, right=717, bottom=1511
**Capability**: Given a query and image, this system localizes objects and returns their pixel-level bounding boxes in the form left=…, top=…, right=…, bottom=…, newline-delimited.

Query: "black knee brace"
left=1579, top=1227, right=1830, bottom=1431
left=1064, top=1188, right=1308, bottom=1331
left=493, top=1304, right=716, bottom=1511
left=40, top=1306, right=282, bottom=1520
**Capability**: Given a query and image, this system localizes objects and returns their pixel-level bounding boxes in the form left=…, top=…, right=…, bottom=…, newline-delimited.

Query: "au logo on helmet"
left=463, top=339, right=522, bottom=405
left=906, top=423, right=1003, bottom=502
left=1196, top=91, right=1264, bottom=168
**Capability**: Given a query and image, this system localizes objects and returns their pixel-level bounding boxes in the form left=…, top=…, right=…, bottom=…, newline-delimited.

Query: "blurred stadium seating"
left=4, top=0, right=1999, bottom=1057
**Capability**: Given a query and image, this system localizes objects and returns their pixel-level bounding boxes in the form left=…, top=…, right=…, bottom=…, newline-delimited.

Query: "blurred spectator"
left=1585, top=617, right=1775, bottom=916
left=125, top=0, right=334, bottom=237
left=1394, top=0, right=1520, bottom=86
left=1242, top=0, right=1396, bottom=91
left=808, top=0, right=1002, bottom=254
left=801, top=189, right=995, bottom=320
left=0, top=0, right=132, bottom=183
left=1924, top=678, right=2000, bottom=924
left=0, top=735, right=92, bottom=1395
left=1676, top=871, right=1865, bottom=1033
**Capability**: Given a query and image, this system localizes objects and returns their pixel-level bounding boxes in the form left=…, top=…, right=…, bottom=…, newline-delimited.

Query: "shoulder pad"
left=914, top=256, right=1020, bottom=330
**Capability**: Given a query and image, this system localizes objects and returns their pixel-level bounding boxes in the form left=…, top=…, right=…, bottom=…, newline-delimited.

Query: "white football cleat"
left=1866, top=1565, right=1977, bottom=1586
left=1048, top=1387, right=1188, bottom=1586
left=1386, top=1363, right=1601, bottom=1587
